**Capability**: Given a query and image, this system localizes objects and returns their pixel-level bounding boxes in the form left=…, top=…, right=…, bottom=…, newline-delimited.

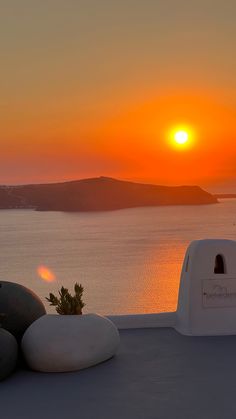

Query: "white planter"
left=21, top=314, right=120, bottom=372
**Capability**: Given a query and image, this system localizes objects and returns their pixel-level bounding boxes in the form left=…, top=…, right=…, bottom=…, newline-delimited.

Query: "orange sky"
left=1, top=1, right=236, bottom=191
left=95, top=89, right=236, bottom=186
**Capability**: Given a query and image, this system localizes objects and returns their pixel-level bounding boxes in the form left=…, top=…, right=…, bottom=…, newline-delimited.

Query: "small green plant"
left=46, top=283, right=85, bottom=315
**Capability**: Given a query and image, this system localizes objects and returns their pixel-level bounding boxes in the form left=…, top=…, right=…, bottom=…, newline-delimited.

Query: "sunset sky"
left=1, top=0, right=236, bottom=191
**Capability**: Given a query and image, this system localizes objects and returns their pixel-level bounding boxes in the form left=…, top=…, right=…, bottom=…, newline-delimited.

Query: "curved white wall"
left=176, top=239, right=236, bottom=336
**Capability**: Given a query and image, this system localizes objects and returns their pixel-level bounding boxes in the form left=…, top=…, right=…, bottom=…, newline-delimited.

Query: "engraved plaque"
left=203, top=279, right=236, bottom=308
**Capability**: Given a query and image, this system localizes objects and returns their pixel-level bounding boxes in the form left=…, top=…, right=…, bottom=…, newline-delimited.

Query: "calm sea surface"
left=0, top=199, right=236, bottom=315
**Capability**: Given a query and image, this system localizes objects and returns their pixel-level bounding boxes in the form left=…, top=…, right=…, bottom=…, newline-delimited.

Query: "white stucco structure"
left=175, top=239, right=236, bottom=336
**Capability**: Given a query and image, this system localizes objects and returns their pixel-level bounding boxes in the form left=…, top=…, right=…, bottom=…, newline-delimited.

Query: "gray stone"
left=0, top=328, right=18, bottom=380
left=0, top=281, right=46, bottom=341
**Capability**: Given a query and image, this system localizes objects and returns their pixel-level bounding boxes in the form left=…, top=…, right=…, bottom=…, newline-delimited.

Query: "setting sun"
left=174, top=130, right=189, bottom=145
left=168, top=125, right=194, bottom=151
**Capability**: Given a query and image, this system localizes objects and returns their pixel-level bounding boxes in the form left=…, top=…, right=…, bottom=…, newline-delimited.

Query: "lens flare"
left=37, top=265, right=56, bottom=282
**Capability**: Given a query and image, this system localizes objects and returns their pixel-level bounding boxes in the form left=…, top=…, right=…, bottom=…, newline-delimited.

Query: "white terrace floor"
left=1, top=327, right=236, bottom=419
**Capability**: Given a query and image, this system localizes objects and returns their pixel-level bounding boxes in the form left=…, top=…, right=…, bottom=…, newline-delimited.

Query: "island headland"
left=0, top=176, right=218, bottom=212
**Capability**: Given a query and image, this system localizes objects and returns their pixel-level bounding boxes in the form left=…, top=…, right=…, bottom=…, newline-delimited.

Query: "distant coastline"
left=214, top=194, right=236, bottom=199
left=0, top=176, right=218, bottom=212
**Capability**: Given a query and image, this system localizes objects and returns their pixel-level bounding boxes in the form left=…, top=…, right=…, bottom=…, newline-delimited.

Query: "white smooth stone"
left=21, top=314, right=120, bottom=372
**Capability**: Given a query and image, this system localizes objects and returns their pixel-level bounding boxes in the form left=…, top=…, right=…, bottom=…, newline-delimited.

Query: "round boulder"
left=22, top=314, right=120, bottom=372
left=0, top=328, right=18, bottom=380
left=0, top=281, right=46, bottom=341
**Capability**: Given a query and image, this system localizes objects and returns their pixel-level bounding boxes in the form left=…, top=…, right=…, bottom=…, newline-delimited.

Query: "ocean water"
left=0, top=199, right=236, bottom=315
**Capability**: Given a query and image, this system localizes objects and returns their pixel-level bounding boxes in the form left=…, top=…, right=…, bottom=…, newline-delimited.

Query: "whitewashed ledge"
left=107, top=311, right=176, bottom=329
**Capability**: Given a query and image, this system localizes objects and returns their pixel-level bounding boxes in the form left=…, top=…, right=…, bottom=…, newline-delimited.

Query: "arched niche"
left=214, top=254, right=226, bottom=274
